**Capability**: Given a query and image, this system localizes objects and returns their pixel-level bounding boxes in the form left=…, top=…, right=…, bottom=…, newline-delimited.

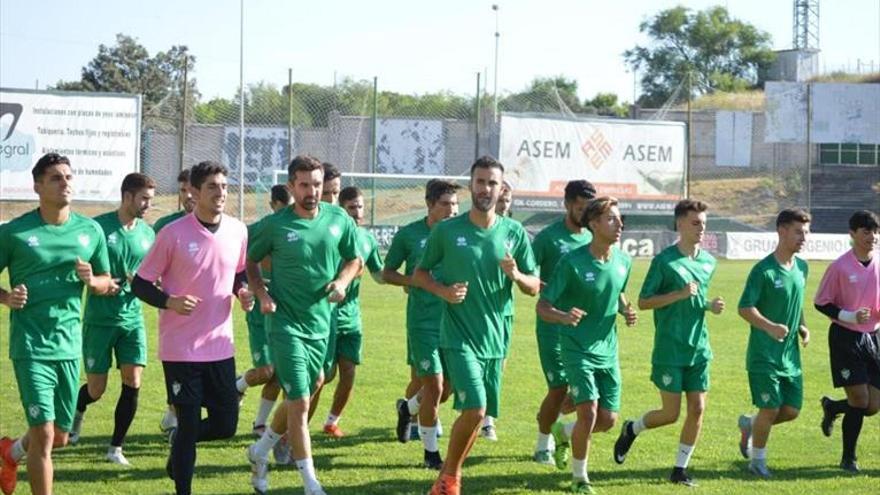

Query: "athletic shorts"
left=748, top=372, right=803, bottom=410
left=537, top=330, right=568, bottom=389
left=828, top=323, right=880, bottom=389
left=271, top=332, right=327, bottom=400
left=560, top=334, right=621, bottom=411
left=409, top=328, right=445, bottom=378
left=246, top=309, right=272, bottom=368
left=445, top=345, right=503, bottom=418
left=82, top=323, right=147, bottom=374
left=162, top=357, right=238, bottom=410
left=651, top=361, right=710, bottom=393
left=335, top=331, right=362, bottom=365
left=13, top=359, right=79, bottom=430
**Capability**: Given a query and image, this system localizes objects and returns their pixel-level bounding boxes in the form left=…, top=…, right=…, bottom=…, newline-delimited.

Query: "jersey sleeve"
left=540, top=256, right=571, bottom=306
left=418, top=223, right=444, bottom=271
left=384, top=228, right=408, bottom=271
left=337, top=215, right=359, bottom=262
left=621, top=254, right=633, bottom=292
left=365, top=232, right=384, bottom=274
left=136, top=227, right=171, bottom=283
left=247, top=216, right=272, bottom=263
left=89, top=222, right=111, bottom=275
left=738, top=263, right=764, bottom=309
left=0, top=223, right=9, bottom=273
left=237, top=223, right=249, bottom=273
left=813, top=260, right=841, bottom=306
left=639, top=255, right=665, bottom=299
left=513, top=224, right=537, bottom=275
left=531, top=231, right=546, bottom=267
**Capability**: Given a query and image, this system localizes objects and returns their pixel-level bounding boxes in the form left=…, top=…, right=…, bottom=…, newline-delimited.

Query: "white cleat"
left=480, top=424, right=498, bottom=442
left=247, top=444, right=269, bottom=494
left=106, top=446, right=131, bottom=466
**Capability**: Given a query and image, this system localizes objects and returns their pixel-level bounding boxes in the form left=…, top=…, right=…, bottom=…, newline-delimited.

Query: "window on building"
left=819, top=143, right=879, bottom=166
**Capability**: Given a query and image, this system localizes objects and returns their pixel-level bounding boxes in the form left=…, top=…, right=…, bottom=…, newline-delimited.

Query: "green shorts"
left=748, top=372, right=803, bottom=410
left=335, top=331, right=362, bottom=365
left=651, top=361, right=710, bottom=393
left=502, top=314, right=513, bottom=358
left=445, top=345, right=503, bottom=418
left=409, top=328, right=445, bottom=377
left=560, top=335, right=621, bottom=411
left=269, top=329, right=327, bottom=401
left=536, top=330, right=568, bottom=389
left=13, top=359, right=79, bottom=430
left=82, top=323, right=147, bottom=374
left=246, top=309, right=272, bottom=368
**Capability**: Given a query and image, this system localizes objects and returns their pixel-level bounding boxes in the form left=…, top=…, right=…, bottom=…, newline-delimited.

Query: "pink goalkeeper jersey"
left=814, top=249, right=880, bottom=333
left=137, top=213, right=248, bottom=361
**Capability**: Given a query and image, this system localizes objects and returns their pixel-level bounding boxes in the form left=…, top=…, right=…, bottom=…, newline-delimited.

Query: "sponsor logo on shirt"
left=107, top=233, right=118, bottom=245
left=328, top=225, right=341, bottom=238
left=558, top=243, right=570, bottom=254
left=78, top=234, right=90, bottom=247
left=27, top=235, right=39, bottom=247
left=584, top=272, right=596, bottom=283
left=456, top=236, right=467, bottom=247
left=187, top=241, right=199, bottom=257
left=419, top=238, right=427, bottom=249
left=287, top=231, right=300, bottom=242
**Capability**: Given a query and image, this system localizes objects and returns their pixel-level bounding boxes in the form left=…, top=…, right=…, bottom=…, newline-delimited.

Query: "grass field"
left=0, top=259, right=877, bottom=494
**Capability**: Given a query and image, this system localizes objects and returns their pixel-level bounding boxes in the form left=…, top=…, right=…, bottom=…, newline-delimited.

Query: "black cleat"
left=613, top=420, right=636, bottom=464
left=395, top=399, right=411, bottom=443
left=820, top=396, right=838, bottom=437
left=670, top=467, right=697, bottom=487
left=423, top=450, right=443, bottom=470
left=166, top=427, right=177, bottom=481
left=839, top=458, right=860, bottom=474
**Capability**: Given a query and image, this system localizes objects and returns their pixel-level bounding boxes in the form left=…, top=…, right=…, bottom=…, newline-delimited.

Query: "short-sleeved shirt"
left=639, top=244, right=717, bottom=366
left=84, top=211, right=155, bottom=329
left=384, top=217, right=443, bottom=332
left=541, top=245, right=632, bottom=368
left=247, top=204, right=359, bottom=340
left=418, top=212, right=537, bottom=359
left=137, top=213, right=248, bottom=362
left=739, top=254, right=808, bottom=375
left=501, top=217, right=529, bottom=318
left=532, top=217, right=593, bottom=335
left=152, top=210, right=187, bottom=233
left=337, top=226, right=384, bottom=333
left=814, top=250, right=880, bottom=333
left=0, top=209, right=110, bottom=360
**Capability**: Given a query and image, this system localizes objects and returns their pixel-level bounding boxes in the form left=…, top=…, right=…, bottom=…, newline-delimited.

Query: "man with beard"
left=416, top=156, right=540, bottom=495
left=68, top=173, right=158, bottom=467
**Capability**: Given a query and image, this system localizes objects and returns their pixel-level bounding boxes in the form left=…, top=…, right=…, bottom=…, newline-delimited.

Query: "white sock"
left=295, top=457, right=321, bottom=491
left=254, top=398, right=274, bottom=427
left=563, top=422, right=575, bottom=439
left=236, top=375, right=249, bottom=393
left=435, top=417, right=443, bottom=436
left=483, top=416, right=495, bottom=427
left=675, top=443, right=694, bottom=468
left=11, top=438, right=25, bottom=462
left=252, top=429, right=282, bottom=459
left=407, top=395, right=421, bottom=416
left=572, top=457, right=589, bottom=481
left=752, top=447, right=767, bottom=461
left=325, top=413, right=340, bottom=426
left=421, top=425, right=438, bottom=452
left=631, top=415, right=647, bottom=435
left=536, top=432, right=552, bottom=452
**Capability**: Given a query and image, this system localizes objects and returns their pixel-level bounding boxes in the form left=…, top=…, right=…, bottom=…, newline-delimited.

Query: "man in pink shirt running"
left=814, top=210, right=880, bottom=473
left=131, top=161, right=253, bottom=495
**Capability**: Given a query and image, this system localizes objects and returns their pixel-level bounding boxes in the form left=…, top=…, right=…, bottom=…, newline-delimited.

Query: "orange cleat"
left=322, top=423, right=345, bottom=439
left=0, top=437, right=19, bottom=495
left=427, top=473, right=460, bottom=495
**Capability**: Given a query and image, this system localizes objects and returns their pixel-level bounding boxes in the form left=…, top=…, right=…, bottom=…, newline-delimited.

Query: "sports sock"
left=536, top=432, right=551, bottom=451
left=76, top=385, right=98, bottom=413
left=631, top=415, right=647, bottom=435
left=254, top=398, right=274, bottom=428
left=563, top=422, right=575, bottom=439
left=674, top=443, right=694, bottom=468
left=751, top=447, right=767, bottom=461
left=296, top=457, right=321, bottom=491
left=841, top=406, right=866, bottom=460
left=483, top=416, right=495, bottom=427
left=252, top=429, right=282, bottom=459
left=420, top=425, right=439, bottom=452
left=407, top=394, right=421, bottom=416
left=571, top=457, right=588, bottom=481
left=110, top=384, right=139, bottom=447
left=325, top=413, right=340, bottom=426
left=236, top=375, right=248, bottom=393
left=10, top=438, right=25, bottom=462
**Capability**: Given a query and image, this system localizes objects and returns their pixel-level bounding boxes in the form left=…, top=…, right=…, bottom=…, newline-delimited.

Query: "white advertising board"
left=725, top=232, right=854, bottom=260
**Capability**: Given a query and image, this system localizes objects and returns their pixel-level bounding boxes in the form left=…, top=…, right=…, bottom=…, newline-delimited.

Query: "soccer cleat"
left=106, top=446, right=131, bottom=466
left=0, top=437, right=19, bottom=495
left=323, top=423, right=344, bottom=439
left=820, top=396, right=838, bottom=437
left=409, top=422, right=421, bottom=441
left=839, top=458, right=860, bottom=473
left=69, top=411, right=84, bottom=445
left=480, top=424, right=498, bottom=441
left=427, top=473, right=460, bottom=495
left=570, top=479, right=595, bottom=494
left=166, top=427, right=177, bottom=481
left=247, top=444, right=270, bottom=494
left=533, top=449, right=555, bottom=466
left=252, top=423, right=266, bottom=439
left=613, top=420, right=636, bottom=465
left=423, top=449, right=443, bottom=470
left=748, top=461, right=772, bottom=478
left=550, top=421, right=570, bottom=470
left=396, top=399, right=411, bottom=443
left=160, top=408, right=177, bottom=433
left=273, top=434, right=292, bottom=465
left=669, top=467, right=697, bottom=487
left=737, top=414, right=752, bottom=459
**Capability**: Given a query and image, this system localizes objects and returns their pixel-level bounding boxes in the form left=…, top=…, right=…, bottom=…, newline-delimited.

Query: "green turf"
left=1, top=259, right=877, bottom=494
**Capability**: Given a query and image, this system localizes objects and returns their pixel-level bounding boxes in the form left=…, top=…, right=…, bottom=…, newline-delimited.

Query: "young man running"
left=0, top=153, right=116, bottom=495
left=416, top=156, right=540, bottom=495
left=384, top=179, right=461, bottom=468
left=814, top=209, right=880, bottom=473
left=613, top=199, right=725, bottom=486
left=69, top=173, right=158, bottom=467
left=736, top=209, right=812, bottom=477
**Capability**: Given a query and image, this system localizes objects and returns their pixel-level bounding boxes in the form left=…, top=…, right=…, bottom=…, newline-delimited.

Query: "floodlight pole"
left=492, top=4, right=500, bottom=122
left=238, top=0, right=245, bottom=220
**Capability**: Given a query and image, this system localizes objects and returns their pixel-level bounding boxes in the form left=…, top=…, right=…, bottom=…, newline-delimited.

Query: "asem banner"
left=0, top=88, right=141, bottom=201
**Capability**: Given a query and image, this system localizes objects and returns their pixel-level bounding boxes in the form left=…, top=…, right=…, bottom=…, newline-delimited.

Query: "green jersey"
left=418, top=212, right=536, bottom=359
left=541, top=245, right=632, bottom=367
left=501, top=217, right=528, bottom=318
left=152, top=210, right=187, bottom=233
left=739, top=254, right=808, bottom=375
left=0, top=209, right=111, bottom=360
left=337, top=227, right=383, bottom=334
left=384, top=218, right=444, bottom=332
left=247, top=204, right=359, bottom=340
left=640, top=244, right=717, bottom=366
left=83, top=211, right=155, bottom=328
left=532, top=217, right=592, bottom=335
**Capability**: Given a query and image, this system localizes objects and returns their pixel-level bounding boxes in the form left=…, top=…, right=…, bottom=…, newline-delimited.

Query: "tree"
left=500, top=76, right=586, bottom=114
left=624, top=6, right=775, bottom=107
left=585, top=93, right=629, bottom=117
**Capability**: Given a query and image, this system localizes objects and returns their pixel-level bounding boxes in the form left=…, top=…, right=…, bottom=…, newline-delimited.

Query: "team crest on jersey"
left=172, top=381, right=182, bottom=396
left=848, top=274, right=858, bottom=284
left=457, top=390, right=466, bottom=402
left=662, top=374, right=673, bottom=386
left=27, top=235, right=39, bottom=247
left=504, top=238, right=514, bottom=251
left=284, top=382, right=292, bottom=393
left=841, top=368, right=851, bottom=380
left=773, top=278, right=784, bottom=289
left=28, top=404, right=40, bottom=419
left=419, top=238, right=427, bottom=249
left=760, top=392, right=771, bottom=404
left=570, top=386, right=580, bottom=397
left=584, top=272, right=595, bottom=283
left=107, top=233, right=118, bottom=245
left=421, top=359, right=431, bottom=371
left=78, top=234, right=90, bottom=247
left=86, top=357, right=95, bottom=369
left=287, top=231, right=300, bottom=242
left=187, top=242, right=199, bottom=256
left=558, top=243, right=570, bottom=254
left=456, top=236, right=467, bottom=247
left=253, top=352, right=261, bottom=363
left=328, top=225, right=341, bottom=238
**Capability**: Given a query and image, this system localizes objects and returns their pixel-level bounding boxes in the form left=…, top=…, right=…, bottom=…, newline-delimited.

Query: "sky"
left=1, top=0, right=878, bottom=103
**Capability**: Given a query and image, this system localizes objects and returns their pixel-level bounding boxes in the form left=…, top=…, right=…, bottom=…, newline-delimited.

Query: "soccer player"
left=235, top=185, right=294, bottom=439
left=384, top=179, right=461, bottom=468
left=537, top=196, right=638, bottom=493
left=131, top=161, right=252, bottom=495
left=0, top=153, right=117, bottom=495
left=153, top=167, right=195, bottom=233
left=416, top=156, right=540, bottom=495
left=245, top=155, right=361, bottom=495
left=530, top=180, right=596, bottom=465
left=68, top=173, right=158, bottom=466
left=736, top=208, right=812, bottom=477
left=814, top=209, right=880, bottom=473
left=613, top=199, right=725, bottom=487
left=321, top=186, right=385, bottom=438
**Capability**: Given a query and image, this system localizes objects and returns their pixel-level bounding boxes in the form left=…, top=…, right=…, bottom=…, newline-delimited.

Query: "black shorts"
left=162, top=357, right=239, bottom=408
left=828, top=323, right=880, bottom=389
